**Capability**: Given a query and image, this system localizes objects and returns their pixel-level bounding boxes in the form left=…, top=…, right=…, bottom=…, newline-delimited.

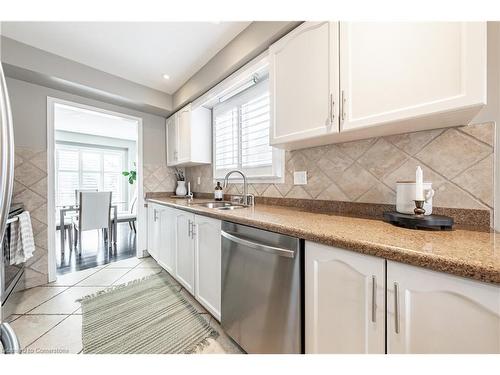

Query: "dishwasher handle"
left=221, top=230, right=296, bottom=258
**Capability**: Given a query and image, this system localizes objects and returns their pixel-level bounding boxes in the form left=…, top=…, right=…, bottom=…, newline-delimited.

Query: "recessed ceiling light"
left=163, top=74, right=170, bottom=80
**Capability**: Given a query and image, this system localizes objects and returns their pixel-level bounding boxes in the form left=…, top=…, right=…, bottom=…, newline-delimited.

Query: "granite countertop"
left=147, top=197, right=500, bottom=285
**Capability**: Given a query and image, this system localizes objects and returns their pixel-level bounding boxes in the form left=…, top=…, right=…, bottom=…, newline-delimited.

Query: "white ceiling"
left=55, top=103, right=138, bottom=141
left=0, top=22, right=250, bottom=94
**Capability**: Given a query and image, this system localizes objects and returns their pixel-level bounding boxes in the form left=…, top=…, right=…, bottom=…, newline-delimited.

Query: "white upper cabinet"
left=166, top=103, right=212, bottom=167
left=270, top=21, right=486, bottom=150
left=387, top=261, right=500, bottom=354
left=340, top=22, right=486, bottom=133
left=166, top=115, right=177, bottom=165
left=270, top=22, right=339, bottom=146
left=194, top=215, right=221, bottom=320
left=305, top=242, right=385, bottom=354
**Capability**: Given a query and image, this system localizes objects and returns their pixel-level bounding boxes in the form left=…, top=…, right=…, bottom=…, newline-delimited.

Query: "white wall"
left=1, top=36, right=172, bottom=115
left=6, top=77, right=166, bottom=165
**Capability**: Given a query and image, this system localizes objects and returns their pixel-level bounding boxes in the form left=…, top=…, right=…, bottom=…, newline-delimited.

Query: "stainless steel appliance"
left=0, top=63, right=21, bottom=354
left=221, top=221, right=302, bottom=354
left=2, top=204, right=25, bottom=307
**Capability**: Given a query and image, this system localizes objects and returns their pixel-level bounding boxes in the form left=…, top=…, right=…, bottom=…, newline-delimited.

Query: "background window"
left=213, top=80, right=283, bottom=181
left=55, top=144, right=128, bottom=211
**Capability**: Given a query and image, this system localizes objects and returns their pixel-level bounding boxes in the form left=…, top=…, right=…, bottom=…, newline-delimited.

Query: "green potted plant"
left=122, top=163, right=137, bottom=215
left=122, top=162, right=137, bottom=185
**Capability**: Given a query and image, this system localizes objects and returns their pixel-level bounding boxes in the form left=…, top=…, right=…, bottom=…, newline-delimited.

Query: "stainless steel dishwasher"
left=221, top=221, right=302, bottom=354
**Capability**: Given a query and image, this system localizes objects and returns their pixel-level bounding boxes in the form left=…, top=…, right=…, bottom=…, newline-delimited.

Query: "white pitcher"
left=396, top=181, right=435, bottom=215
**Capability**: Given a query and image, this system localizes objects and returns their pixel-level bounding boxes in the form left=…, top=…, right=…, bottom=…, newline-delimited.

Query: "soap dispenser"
left=214, top=182, right=223, bottom=201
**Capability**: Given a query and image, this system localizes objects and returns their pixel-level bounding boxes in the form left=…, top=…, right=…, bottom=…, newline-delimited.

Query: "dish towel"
left=9, top=211, right=35, bottom=265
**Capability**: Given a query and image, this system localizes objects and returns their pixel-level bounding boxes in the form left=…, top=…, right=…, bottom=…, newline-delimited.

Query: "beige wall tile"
left=337, top=138, right=376, bottom=160
left=459, top=122, right=494, bottom=146
left=452, top=155, right=494, bottom=207
left=336, top=163, right=378, bottom=200
left=433, top=182, right=489, bottom=210
left=182, top=123, right=495, bottom=220
left=357, top=138, right=408, bottom=179
left=383, top=159, right=447, bottom=189
left=357, top=182, right=396, bottom=204
left=384, top=128, right=444, bottom=155
left=317, top=183, right=349, bottom=201
left=416, top=129, right=491, bottom=179
left=262, top=184, right=283, bottom=198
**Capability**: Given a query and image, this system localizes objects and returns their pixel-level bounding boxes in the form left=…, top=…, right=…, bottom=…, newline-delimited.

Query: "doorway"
left=46, top=97, right=145, bottom=281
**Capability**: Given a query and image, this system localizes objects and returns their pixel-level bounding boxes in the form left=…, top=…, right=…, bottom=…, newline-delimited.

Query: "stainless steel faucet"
left=223, top=170, right=254, bottom=206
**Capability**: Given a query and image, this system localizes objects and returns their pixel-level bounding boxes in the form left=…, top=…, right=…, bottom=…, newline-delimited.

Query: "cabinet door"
left=159, top=207, right=176, bottom=274
left=305, top=242, right=385, bottom=353
left=147, top=204, right=161, bottom=261
left=270, top=22, right=339, bottom=146
left=175, top=211, right=195, bottom=293
left=340, top=22, right=486, bottom=132
left=194, top=215, right=221, bottom=320
left=387, top=261, right=500, bottom=354
left=176, top=105, right=191, bottom=164
left=166, top=115, right=177, bottom=166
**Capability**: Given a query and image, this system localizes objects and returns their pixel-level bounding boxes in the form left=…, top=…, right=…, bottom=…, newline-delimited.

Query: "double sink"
left=194, top=201, right=247, bottom=211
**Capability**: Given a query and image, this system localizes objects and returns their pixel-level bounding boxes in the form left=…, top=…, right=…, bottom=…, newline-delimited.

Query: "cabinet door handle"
left=153, top=209, right=158, bottom=222
left=329, top=93, right=335, bottom=125
left=191, top=223, right=196, bottom=239
left=188, top=220, right=192, bottom=237
left=341, top=90, right=346, bottom=122
left=394, top=282, right=400, bottom=334
left=371, top=275, right=377, bottom=323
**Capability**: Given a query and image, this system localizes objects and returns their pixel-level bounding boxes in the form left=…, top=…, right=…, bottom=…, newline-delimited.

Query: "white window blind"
left=241, top=91, right=272, bottom=168
left=213, top=80, right=283, bottom=181
left=214, top=108, right=239, bottom=170
left=55, top=144, right=128, bottom=211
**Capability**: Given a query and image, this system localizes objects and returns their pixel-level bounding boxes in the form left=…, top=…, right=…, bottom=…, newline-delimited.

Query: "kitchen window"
left=212, top=79, right=284, bottom=182
left=55, top=143, right=128, bottom=210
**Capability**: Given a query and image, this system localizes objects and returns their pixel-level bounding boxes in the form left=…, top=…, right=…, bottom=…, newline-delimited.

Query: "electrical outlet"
left=293, top=171, right=307, bottom=185
left=197, top=176, right=201, bottom=185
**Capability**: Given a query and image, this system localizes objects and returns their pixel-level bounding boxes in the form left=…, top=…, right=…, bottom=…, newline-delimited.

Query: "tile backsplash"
left=186, top=122, right=494, bottom=217
left=12, top=147, right=49, bottom=289
left=143, top=164, right=179, bottom=193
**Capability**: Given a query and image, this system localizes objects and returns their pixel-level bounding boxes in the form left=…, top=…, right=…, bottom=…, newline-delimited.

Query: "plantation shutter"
left=240, top=91, right=272, bottom=168
left=212, top=79, right=281, bottom=180
left=214, top=107, right=239, bottom=171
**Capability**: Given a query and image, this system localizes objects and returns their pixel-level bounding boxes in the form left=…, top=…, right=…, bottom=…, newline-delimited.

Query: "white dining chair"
left=74, top=188, right=98, bottom=206
left=73, top=191, right=112, bottom=256
left=113, top=195, right=137, bottom=234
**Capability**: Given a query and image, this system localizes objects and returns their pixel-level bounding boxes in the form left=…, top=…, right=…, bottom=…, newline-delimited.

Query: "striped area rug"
left=77, top=273, right=218, bottom=354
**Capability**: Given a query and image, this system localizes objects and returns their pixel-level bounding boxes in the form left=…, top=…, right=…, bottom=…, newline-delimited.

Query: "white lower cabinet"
left=158, top=207, right=176, bottom=274
left=148, top=203, right=222, bottom=320
left=387, top=261, right=500, bottom=354
left=147, top=203, right=162, bottom=261
left=305, top=241, right=385, bottom=353
left=306, top=241, right=500, bottom=354
left=194, top=215, right=221, bottom=320
left=175, top=210, right=195, bottom=294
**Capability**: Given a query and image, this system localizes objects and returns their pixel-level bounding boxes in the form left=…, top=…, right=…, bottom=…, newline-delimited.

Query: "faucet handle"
left=230, top=195, right=244, bottom=204
left=245, top=194, right=255, bottom=207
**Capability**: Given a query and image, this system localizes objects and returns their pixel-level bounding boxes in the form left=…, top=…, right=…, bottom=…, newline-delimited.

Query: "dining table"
left=57, top=202, right=124, bottom=255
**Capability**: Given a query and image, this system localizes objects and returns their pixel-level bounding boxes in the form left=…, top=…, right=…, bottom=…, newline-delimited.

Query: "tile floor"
left=6, top=257, right=242, bottom=354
